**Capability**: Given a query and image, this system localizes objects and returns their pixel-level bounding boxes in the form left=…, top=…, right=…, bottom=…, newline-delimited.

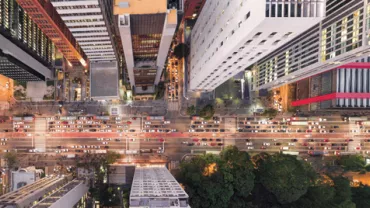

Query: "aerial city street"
left=0, top=0, right=369, bottom=208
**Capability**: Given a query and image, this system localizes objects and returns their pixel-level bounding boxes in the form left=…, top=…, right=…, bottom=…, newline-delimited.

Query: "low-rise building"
left=11, top=167, right=43, bottom=191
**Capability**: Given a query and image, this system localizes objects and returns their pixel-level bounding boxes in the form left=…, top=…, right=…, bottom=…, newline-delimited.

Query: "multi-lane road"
left=1, top=115, right=370, bottom=161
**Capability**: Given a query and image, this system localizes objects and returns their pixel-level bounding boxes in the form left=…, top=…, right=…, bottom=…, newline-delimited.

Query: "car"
left=323, top=139, right=329, bottom=142
left=129, top=129, right=136, bottom=132
left=191, top=125, right=196, bottom=128
left=345, top=139, right=354, bottom=142
left=201, top=138, right=207, bottom=141
left=187, top=143, right=195, bottom=146
left=288, top=143, right=295, bottom=146
left=247, top=146, right=254, bottom=150
left=274, top=142, right=281, bottom=146
left=260, top=146, right=266, bottom=149
left=188, top=129, right=195, bottom=132
left=201, top=142, right=208, bottom=146
left=205, top=129, right=210, bottom=132
left=0, top=138, right=7, bottom=141
left=355, top=146, right=362, bottom=150
left=246, top=142, right=253, bottom=146
left=171, top=129, right=177, bottom=132
left=164, top=121, right=170, bottom=124
left=104, top=146, right=109, bottom=149
left=102, top=141, right=109, bottom=145
left=263, top=142, right=270, bottom=146
left=220, top=129, right=225, bottom=132
left=195, top=129, right=205, bottom=132
left=181, top=141, right=189, bottom=144
left=206, top=125, right=212, bottom=128
left=333, top=126, right=340, bottom=128
left=217, top=143, right=223, bottom=146
left=291, top=139, right=298, bottom=142
left=212, top=129, right=219, bottom=132
left=145, top=122, right=151, bottom=124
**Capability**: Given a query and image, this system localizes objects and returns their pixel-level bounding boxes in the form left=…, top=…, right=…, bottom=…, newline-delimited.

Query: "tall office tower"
left=50, top=0, right=121, bottom=100
left=129, top=167, right=190, bottom=208
left=50, top=0, right=118, bottom=62
left=252, top=0, right=370, bottom=93
left=0, top=0, right=60, bottom=81
left=114, top=0, right=177, bottom=97
left=188, top=0, right=326, bottom=92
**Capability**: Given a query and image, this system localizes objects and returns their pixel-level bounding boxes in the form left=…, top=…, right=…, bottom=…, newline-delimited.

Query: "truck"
left=290, top=121, right=308, bottom=126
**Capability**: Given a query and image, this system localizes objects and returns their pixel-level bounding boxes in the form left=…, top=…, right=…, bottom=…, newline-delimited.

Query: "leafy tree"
left=262, top=108, right=278, bottom=118
left=338, top=155, right=369, bottom=172
left=257, top=154, right=314, bottom=204
left=352, top=184, right=370, bottom=208
left=186, top=105, right=196, bottom=116
left=233, top=98, right=241, bottom=106
left=173, top=43, right=190, bottom=59
left=332, top=177, right=353, bottom=205
left=179, top=147, right=255, bottom=208
left=106, top=151, right=120, bottom=165
left=199, top=104, right=215, bottom=120
left=215, top=98, right=224, bottom=106
left=4, top=152, right=18, bottom=169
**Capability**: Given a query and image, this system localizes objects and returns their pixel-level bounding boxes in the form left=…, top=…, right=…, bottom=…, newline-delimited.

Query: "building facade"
left=252, top=0, right=370, bottom=92
left=50, top=0, right=118, bottom=63
left=0, top=0, right=56, bottom=81
left=11, top=167, right=43, bottom=191
left=189, top=0, right=326, bottom=92
left=130, top=167, right=190, bottom=208
left=114, top=0, right=177, bottom=96
left=292, top=57, right=370, bottom=109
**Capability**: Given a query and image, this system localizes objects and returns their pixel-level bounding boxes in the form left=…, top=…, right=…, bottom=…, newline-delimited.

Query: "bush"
left=199, top=104, right=215, bottom=120
left=186, top=105, right=196, bottom=116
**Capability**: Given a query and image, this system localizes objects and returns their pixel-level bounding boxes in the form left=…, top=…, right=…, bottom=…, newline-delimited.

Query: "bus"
left=290, top=121, right=308, bottom=125
left=282, top=151, right=299, bottom=156
left=146, top=116, right=164, bottom=121
left=345, top=116, right=368, bottom=121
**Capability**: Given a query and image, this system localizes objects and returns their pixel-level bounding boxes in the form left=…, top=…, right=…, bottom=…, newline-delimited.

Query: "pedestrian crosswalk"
left=167, top=102, right=179, bottom=111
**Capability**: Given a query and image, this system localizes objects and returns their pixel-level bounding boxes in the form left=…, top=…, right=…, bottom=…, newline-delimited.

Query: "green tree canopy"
left=338, top=155, right=369, bottom=172
left=257, top=154, right=315, bottom=204
left=262, top=108, right=278, bottom=118
left=352, top=184, right=370, bottom=208
left=186, top=105, right=196, bottom=116
left=179, top=147, right=255, bottom=208
left=199, top=104, right=215, bottom=120
left=4, top=152, right=18, bottom=169
left=105, top=151, right=120, bottom=165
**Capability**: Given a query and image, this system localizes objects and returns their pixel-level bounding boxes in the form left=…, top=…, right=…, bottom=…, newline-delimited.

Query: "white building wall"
left=155, top=11, right=177, bottom=84
left=189, top=0, right=325, bottom=92
left=48, top=182, right=89, bottom=208
left=118, top=15, right=136, bottom=88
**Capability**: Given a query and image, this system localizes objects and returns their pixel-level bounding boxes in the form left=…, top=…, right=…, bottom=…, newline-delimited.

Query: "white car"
left=142, top=129, right=148, bottom=132
left=181, top=141, right=188, bottom=144
left=164, top=121, right=170, bottom=124
left=202, top=121, right=207, bottom=124
left=24, top=125, right=30, bottom=128
left=351, top=129, right=359, bottom=133
left=214, top=120, right=220, bottom=124
left=1, top=138, right=7, bottom=141
left=102, top=142, right=108, bottom=145
left=71, top=145, right=76, bottom=148
left=97, top=138, right=102, bottom=141
left=288, top=143, right=296, bottom=146
left=106, top=138, right=111, bottom=141
left=171, top=129, right=177, bottom=132
left=247, top=146, right=254, bottom=150
left=246, top=142, right=253, bottom=146
left=263, top=142, right=270, bottom=146
left=1, top=142, right=6, bottom=145
left=189, top=129, right=195, bottom=132
left=201, top=142, right=208, bottom=146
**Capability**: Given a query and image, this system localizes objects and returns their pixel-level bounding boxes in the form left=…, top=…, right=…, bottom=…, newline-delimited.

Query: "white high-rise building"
left=189, top=0, right=326, bottom=92
left=50, top=0, right=118, bottom=62
left=130, top=167, right=190, bottom=208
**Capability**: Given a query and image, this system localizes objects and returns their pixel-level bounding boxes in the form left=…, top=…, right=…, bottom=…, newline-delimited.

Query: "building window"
left=246, top=12, right=251, bottom=19
left=269, top=32, right=277, bottom=38
left=284, top=3, right=289, bottom=17
left=265, top=4, right=270, bottom=17
left=259, top=40, right=267, bottom=45
left=253, top=32, right=262, bottom=38
left=278, top=4, right=283, bottom=17
left=245, top=40, right=252, bottom=45
left=271, top=4, right=276, bottom=17
left=273, top=40, right=281, bottom=45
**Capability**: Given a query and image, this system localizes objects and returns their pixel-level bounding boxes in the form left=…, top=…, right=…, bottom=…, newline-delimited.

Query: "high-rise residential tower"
left=114, top=0, right=177, bottom=97
left=188, top=0, right=326, bottom=92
